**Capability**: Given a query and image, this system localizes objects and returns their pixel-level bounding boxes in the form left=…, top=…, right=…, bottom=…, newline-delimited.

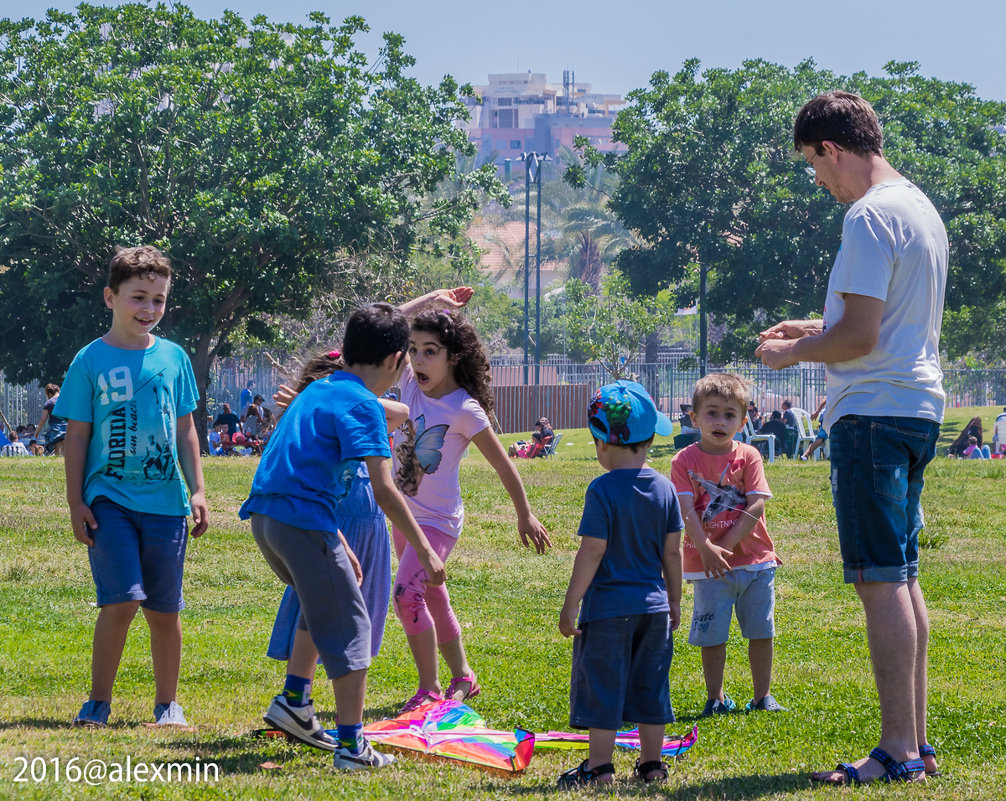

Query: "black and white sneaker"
left=332, top=736, right=396, bottom=770
left=263, top=695, right=337, bottom=751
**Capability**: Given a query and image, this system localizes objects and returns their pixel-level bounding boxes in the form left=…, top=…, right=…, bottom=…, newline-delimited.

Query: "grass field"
left=1, top=406, right=1004, bottom=799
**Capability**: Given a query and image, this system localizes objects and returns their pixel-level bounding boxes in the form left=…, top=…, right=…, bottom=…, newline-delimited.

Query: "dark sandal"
left=634, top=759, right=669, bottom=783
left=812, top=747, right=926, bottom=785
left=557, top=759, right=614, bottom=790
left=919, top=743, right=942, bottom=777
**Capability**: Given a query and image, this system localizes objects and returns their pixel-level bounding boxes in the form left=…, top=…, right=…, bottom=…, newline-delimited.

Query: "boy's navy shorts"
left=569, top=612, right=675, bottom=730
left=87, top=496, right=188, bottom=613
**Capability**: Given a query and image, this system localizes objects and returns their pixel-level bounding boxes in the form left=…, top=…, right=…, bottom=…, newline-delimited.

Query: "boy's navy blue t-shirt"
left=240, top=372, right=390, bottom=534
left=577, top=466, right=683, bottom=625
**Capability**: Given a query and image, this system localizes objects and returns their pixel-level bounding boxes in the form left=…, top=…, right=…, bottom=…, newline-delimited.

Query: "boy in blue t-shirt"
left=56, top=246, right=208, bottom=728
left=558, top=380, right=683, bottom=789
left=240, top=303, right=447, bottom=771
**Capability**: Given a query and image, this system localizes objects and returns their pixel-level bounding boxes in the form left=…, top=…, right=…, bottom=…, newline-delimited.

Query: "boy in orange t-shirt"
left=670, top=373, right=783, bottom=717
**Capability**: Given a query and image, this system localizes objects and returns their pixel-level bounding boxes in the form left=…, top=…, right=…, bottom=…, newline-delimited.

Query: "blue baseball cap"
left=587, top=379, right=674, bottom=445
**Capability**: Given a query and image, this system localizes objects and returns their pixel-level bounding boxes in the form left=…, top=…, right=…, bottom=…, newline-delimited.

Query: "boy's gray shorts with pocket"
left=688, top=567, right=776, bottom=647
left=251, top=513, right=371, bottom=678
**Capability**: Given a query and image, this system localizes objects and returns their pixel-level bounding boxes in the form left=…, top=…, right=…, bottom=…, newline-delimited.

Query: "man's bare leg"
left=908, top=578, right=937, bottom=774
left=813, top=581, right=920, bottom=782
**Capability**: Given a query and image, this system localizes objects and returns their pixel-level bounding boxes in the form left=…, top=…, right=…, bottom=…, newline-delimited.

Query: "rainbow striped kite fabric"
left=360, top=700, right=698, bottom=774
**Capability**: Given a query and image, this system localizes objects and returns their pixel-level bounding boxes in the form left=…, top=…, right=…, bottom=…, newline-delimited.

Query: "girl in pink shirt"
left=391, top=306, right=551, bottom=712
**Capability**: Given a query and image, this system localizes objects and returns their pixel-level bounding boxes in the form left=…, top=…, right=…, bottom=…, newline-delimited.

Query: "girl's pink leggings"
left=392, top=525, right=461, bottom=643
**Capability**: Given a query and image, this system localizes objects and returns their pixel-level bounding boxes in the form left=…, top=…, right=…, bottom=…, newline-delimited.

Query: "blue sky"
left=14, top=0, right=1006, bottom=104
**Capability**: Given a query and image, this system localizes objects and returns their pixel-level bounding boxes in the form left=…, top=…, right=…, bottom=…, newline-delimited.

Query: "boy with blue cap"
left=558, top=380, right=683, bottom=788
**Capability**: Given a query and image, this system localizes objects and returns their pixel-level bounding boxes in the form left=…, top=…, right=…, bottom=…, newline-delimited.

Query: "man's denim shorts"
left=688, top=567, right=776, bottom=647
left=87, top=496, right=188, bottom=613
left=829, top=415, right=940, bottom=584
left=569, top=612, right=675, bottom=730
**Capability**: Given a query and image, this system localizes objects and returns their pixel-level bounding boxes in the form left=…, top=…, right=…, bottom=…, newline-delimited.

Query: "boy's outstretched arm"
left=398, top=287, right=474, bottom=318
left=678, top=494, right=732, bottom=578
left=662, top=528, right=684, bottom=631
left=176, top=412, right=209, bottom=538
left=64, top=419, right=96, bottom=546
left=559, top=536, right=606, bottom=637
left=366, top=456, right=446, bottom=586
left=470, top=427, right=551, bottom=553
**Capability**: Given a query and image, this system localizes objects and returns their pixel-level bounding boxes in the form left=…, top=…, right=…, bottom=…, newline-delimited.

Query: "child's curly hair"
left=411, top=310, right=494, bottom=415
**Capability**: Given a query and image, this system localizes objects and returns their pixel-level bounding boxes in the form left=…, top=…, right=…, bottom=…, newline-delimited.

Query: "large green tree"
left=573, top=59, right=1006, bottom=363
left=0, top=3, right=504, bottom=434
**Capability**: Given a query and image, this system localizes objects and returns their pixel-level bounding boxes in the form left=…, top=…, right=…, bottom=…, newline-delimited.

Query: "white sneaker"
left=263, top=695, right=337, bottom=751
left=332, top=737, right=396, bottom=770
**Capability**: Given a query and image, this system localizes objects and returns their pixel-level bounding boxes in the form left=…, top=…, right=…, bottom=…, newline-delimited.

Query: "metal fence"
left=2, top=360, right=1004, bottom=436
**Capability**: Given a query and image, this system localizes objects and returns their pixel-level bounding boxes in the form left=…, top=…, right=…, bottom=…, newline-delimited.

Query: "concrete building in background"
left=460, top=70, right=626, bottom=174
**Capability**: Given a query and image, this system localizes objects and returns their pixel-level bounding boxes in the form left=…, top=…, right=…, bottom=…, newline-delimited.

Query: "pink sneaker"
left=398, top=688, right=444, bottom=714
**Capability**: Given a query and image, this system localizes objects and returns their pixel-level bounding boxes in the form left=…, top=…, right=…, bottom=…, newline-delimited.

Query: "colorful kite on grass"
left=257, top=700, right=697, bottom=775
left=534, top=725, right=699, bottom=759
left=362, top=700, right=534, bottom=775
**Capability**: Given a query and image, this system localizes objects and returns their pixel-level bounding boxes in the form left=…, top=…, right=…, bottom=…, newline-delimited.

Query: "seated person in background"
left=208, top=426, right=223, bottom=455
left=509, top=419, right=553, bottom=459
left=213, top=402, right=242, bottom=436
left=0, top=422, right=10, bottom=447
left=963, top=436, right=991, bottom=460
left=947, top=416, right=984, bottom=457
left=22, top=424, right=43, bottom=456
left=781, top=400, right=796, bottom=429
left=747, top=401, right=762, bottom=431
left=678, top=404, right=698, bottom=434
left=243, top=395, right=266, bottom=438
left=215, top=425, right=236, bottom=456
left=757, top=411, right=788, bottom=449
left=1, top=430, right=31, bottom=457
left=536, top=417, right=554, bottom=444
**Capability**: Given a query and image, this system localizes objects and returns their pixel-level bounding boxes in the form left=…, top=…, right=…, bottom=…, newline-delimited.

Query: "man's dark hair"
left=771, top=410, right=782, bottom=420
left=342, top=303, right=409, bottom=367
left=794, top=91, right=883, bottom=157
left=782, top=400, right=792, bottom=409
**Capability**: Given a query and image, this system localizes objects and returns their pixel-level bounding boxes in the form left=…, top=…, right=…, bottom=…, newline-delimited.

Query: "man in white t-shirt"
left=756, top=91, right=947, bottom=785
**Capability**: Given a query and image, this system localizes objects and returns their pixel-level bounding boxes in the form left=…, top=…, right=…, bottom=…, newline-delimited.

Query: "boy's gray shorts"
left=569, top=612, right=675, bottom=730
left=251, top=513, right=371, bottom=678
left=688, top=567, right=776, bottom=647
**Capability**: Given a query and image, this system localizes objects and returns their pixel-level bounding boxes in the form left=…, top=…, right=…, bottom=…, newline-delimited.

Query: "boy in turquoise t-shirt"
left=56, top=245, right=208, bottom=728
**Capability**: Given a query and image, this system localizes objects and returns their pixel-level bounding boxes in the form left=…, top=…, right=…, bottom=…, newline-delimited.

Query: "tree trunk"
left=189, top=334, right=213, bottom=456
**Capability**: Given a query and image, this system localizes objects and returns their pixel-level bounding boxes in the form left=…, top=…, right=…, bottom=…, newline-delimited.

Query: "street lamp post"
left=521, top=151, right=548, bottom=386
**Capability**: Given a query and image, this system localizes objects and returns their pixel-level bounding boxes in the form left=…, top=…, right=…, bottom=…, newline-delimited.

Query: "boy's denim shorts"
left=829, top=415, right=940, bottom=584
left=569, top=612, right=675, bottom=730
left=688, top=567, right=776, bottom=647
left=87, top=496, right=188, bottom=613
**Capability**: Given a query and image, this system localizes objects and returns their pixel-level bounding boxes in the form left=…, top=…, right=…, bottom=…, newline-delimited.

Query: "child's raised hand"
left=273, top=384, right=298, bottom=411
left=518, top=513, right=552, bottom=554
left=559, top=600, right=581, bottom=638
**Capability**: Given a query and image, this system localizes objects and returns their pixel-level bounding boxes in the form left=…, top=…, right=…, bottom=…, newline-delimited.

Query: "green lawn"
left=1, top=406, right=1004, bottom=799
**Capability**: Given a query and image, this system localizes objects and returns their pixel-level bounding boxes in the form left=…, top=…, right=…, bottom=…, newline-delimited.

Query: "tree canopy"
left=573, top=59, right=1006, bottom=363
left=0, top=3, right=505, bottom=404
